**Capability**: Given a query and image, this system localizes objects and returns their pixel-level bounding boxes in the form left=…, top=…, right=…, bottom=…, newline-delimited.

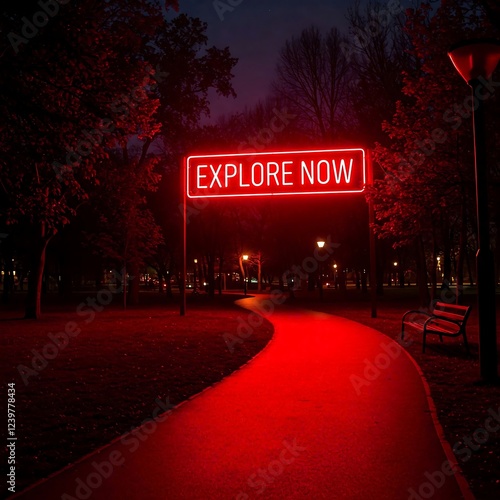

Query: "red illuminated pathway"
left=15, top=296, right=472, bottom=499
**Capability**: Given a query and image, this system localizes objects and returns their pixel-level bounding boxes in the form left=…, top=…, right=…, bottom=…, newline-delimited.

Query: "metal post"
left=471, top=80, right=497, bottom=382
left=318, top=263, right=323, bottom=299
left=367, top=151, right=377, bottom=318
left=180, top=158, right=187, bottom=316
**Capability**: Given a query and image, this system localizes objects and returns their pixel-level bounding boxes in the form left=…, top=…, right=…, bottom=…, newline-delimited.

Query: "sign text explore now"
left=186, top=148, right=366, bottom=198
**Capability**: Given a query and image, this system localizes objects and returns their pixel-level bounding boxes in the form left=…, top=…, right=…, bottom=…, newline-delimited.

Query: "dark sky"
left=171, top=0, right=363, bottom=120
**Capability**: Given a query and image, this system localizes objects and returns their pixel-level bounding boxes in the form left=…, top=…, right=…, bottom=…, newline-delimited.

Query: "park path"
left=14, top=296, right=471, bottom=499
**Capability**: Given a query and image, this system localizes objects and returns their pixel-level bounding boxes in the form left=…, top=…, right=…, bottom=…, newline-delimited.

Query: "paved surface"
left=14, top=296, right=471, bottom=499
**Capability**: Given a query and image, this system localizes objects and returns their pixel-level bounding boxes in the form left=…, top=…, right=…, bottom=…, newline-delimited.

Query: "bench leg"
left=463, top=332, right=470, bottom=355
left=422, top=331, right=426, bottom=353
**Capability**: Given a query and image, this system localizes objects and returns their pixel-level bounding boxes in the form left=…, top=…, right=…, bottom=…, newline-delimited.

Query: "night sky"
left=172, top=0, right=371, bottom=120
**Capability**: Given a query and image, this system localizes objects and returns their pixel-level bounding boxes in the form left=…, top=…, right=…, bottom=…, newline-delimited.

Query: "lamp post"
left=193, top=259, right=198, bottom=294
left=242, top=254, right=249, bottom=296
left=317, top=239, right=325, bottom=298
left=448, top=39, right=500, bottom=382
left=333, top=263, right=338, bottom=289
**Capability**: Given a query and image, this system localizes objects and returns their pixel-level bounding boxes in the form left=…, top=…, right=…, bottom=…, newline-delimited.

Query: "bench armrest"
left=402, top=310, right=432, bottom=322
left=424, top=316, right=464, bottom=329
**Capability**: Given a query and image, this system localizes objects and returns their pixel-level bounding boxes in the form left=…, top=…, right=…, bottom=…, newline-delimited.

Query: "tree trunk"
left=128, top=262, right=140, bottom=305
left=207, top=254, right=215, bottom=297
left=166, top=261, right=174, bottom=298
left=415, top=237, right=431, bottom=308
left=375, top=239, right=385, bottom=295
left=25, top=224, right=53, bottom=319
left=442, top=223, right=452, bottom=290
left=122, top=264, right=127, bottom=310
left=2, top=245, right=14, bottom=304
left=218, top=254, right=224, bottom=295
left=456, top=198, right=467, bottom=304
left=257, top=253, right=262, bottom=292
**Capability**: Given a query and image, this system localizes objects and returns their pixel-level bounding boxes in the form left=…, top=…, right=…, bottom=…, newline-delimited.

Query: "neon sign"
left=186, top=148, right=366, bottom=198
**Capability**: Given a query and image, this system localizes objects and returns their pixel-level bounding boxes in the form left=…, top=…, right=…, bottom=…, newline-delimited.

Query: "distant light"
left=317, top=240, right=326, bottom=249
left=393, top=262, right=398, bottom=267
left=194, top=258, right=198, bottom=264
left=242, top=254, right=249, bottom=261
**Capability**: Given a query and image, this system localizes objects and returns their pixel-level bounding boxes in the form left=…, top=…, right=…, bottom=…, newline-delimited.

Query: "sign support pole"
left=368, top=151, right=377, bottom=318
left=180, top=158, right=187, bottom=316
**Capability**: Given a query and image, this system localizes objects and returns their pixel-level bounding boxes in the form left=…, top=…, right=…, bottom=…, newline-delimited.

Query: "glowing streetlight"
left=448, top=39, right=500, bottom=382
left=242, top=254, right=249, bottom=296
left=193, top=259, right=198, bottom=294
left=316, top=239, right=326, bottom=297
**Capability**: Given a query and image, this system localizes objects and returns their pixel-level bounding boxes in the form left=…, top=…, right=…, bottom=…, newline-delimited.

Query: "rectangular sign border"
left=186, top=148, right=366, bottom=199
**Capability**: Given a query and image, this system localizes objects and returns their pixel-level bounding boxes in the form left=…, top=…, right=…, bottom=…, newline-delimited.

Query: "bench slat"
left=434, top=302, right=469, bottom=311
left=432, top=310, right=466, bottom=323
left=426, top=319, right=460, bottom=335
left=401, top=302, right=471, bottom=354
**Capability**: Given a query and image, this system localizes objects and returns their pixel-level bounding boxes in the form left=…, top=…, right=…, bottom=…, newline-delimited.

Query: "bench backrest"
left=433, top=302, right=471, bottom=324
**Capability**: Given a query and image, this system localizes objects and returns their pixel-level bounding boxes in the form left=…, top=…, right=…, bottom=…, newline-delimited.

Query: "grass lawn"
left=1, top=286, right=499, bottom=498
left=0, top=292, right=273, bottom=494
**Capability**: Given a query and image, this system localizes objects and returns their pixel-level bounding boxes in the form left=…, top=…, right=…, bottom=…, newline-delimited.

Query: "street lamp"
left=316, top=239, right=325, bottom=298
left=242, top=254, right=249, bottom=296
left=193, top=259, right=198, bottom=294
left=333, top=263, right=338, bottom=289
left=448, top=39, right=500, bottom=382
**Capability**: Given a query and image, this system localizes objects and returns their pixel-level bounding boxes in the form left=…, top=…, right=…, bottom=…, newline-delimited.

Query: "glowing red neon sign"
left=186, top=148, right=366, bottom=198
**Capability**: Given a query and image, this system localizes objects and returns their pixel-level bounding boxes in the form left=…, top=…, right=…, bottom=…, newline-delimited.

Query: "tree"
left=140, top=14, right=238, bottom=298
left=0, top=0, right=178, bottom=318
left=273, top=26, right=352, bottom=141
left=478, top=0, right=500, bottom=30
left=85, top=151, right=164, bottom=308
left=148, top=13, right=238, bottom=151
left=371, top=0, right=498, bottom=305
left=346, top=0, right=411, bottom=145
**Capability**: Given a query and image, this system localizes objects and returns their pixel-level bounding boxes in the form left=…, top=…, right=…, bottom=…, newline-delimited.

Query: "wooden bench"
left=401, top=302, right=471, bottom=353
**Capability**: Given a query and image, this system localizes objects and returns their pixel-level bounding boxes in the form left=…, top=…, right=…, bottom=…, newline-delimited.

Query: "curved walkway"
left=14, top=296, right=471, bottom=499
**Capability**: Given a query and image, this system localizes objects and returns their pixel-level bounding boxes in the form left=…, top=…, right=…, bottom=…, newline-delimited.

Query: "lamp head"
left=448, top=38, right=500, bottom=84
